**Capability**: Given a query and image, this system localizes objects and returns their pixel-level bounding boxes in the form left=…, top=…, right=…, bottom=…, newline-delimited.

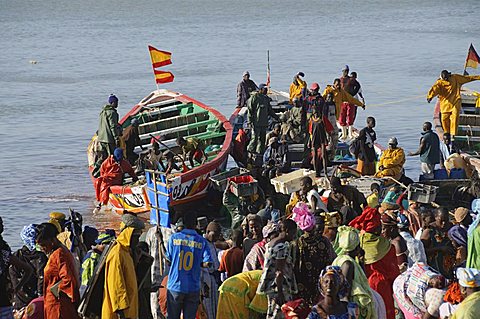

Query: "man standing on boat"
left=97, top=94, right=121, bottom=159
left=427, top=70, right=480, bottom=146
left=122, top=118, right=143, bottom=165
left=237, top=71, right=258, bottom=108
left=356, top=117, right=377, bottom=176
left=247, top=83, right=280, bottom=154
left=289, top=72, right=307, bottom=103
left=323, top=79, right=364, bottom=140
left=408, top=122, right=441, bottom=179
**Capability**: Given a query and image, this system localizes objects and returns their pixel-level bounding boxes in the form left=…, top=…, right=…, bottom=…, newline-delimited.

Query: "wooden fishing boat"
left=230, top=89, right=382, bottom=169
left=88, top=89, right=232, bottom=220
left=433, top=87, right=480, bottom=170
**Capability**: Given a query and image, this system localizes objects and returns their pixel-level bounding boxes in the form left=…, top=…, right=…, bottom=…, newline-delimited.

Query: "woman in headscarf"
left=35, top=222, right=80, bottom=319
left=332, top=226, right=376, bottom=319
left=294, top=207, right=336, bottom=306
left=349, top=207, right=399, bottom=319
left=450, top=267, right=480, bottom=318
left=308, top=266, right=351, bottom=319
left=321, top=211, right=342, bottom=246
left=243, top=222, right=279, bottom=271
left=10, top=225, right=47, bottom=311
left=257, top=219, right=298, bottom=319
left=0, top=217, right=34, bottom=319
left=448, top=225, right=468, bottom=268
left=380, top=210, right=408, bottom=273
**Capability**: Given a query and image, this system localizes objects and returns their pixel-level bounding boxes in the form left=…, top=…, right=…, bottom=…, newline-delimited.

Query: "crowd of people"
left=2, top=67, right=480, bottom=319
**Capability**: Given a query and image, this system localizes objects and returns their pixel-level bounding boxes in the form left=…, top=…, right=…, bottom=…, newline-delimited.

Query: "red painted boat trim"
left=94, top=90, right=233, bottom=211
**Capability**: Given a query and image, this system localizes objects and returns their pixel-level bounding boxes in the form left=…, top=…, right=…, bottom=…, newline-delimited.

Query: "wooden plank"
left=139, top=119, right=219, bottom=140
left=138, top=102, right=194, bottom=119
left=139, top=110, right=208, bottom=129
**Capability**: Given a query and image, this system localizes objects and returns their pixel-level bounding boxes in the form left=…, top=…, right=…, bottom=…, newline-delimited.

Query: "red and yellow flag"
left=148, top=45, right=172, bottom=68
left=465, top=44, right=480, bottom=69
left=153, top=70, right=175, bottom=84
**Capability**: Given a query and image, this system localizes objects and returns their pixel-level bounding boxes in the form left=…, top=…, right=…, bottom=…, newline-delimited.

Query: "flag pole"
left=266, top=50, right=271, bottom=92
left=148, top=45, right=160, bottom=91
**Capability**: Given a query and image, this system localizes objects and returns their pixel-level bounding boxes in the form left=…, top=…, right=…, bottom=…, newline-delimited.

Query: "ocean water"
left=1, top=0, right=480, bottom=248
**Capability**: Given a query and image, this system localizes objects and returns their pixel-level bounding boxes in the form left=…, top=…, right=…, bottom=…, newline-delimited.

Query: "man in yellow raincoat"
left=289, top=72, right=307, bottom=103
left=427, top=70, right=480, bottom=144
left=375, top=137, right=405, bottom=180
left=102, top=215, right=144, bottom=319
left=323, top=78, right=365, bottom=139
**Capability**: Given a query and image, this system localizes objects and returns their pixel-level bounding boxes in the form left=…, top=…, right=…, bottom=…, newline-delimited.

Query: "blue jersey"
left=166, top=229, right=212, bottom=293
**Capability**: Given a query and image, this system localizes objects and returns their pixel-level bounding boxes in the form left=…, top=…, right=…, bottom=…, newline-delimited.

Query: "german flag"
left=465, top=44, right=480, bottom=69
left=153, top=70, right=175, bottom=84
left=148, top=45, right=172, bottom=68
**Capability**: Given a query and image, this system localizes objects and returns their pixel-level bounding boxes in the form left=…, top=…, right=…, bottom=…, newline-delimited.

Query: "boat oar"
left=149, top=134, right=189, bottom=172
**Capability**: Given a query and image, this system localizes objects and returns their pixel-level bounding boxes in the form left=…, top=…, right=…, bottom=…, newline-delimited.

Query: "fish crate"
left=347, top=177, right=384, bottom=197
left=271, top=169, right=317, bottom=195
left=210, top=168, right=249, bottom=192
left=228, top=175, right=258, bottom=197
left=407, top=183, right=438, bottom=204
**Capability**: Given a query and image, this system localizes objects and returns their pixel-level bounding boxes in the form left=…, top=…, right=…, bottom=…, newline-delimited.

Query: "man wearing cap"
left=122, top=118, right=143, bottom=165
left=340, top=65, right=351, bottom=91
left=237, top=71, right=258, bottom=108
left=427, top=70, right=480, bottom=146
left=450, top=267, right=480, bottom=318
left=375, top=137, right=406, bottom=179
left=95, top=147, right=138, bottom=211
left=323, top=78, right=364, bottom=140
left=449, top=207, right=471, bottom=267
left=102, top=214, right=143, bottom=319
left=408, top=122, right=441, bottom=179
left=305, top=82, right=326, bottom=121
left=247, top=83, right=280, bottom=154
left=97, top=94, right=121, bottom=159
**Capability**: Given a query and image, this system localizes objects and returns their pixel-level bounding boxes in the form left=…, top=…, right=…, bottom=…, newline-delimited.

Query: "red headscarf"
left=349, top=207, right=381, bottom=233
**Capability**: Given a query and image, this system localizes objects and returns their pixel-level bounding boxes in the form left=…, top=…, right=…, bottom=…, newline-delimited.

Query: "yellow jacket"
left=289, top=78, right=307, bottom=103
left=102, top=227, right=138, bottom=319
left=377, top=148, right=405, bottom=178
left=451, top=291, right=480, bottom=319
left=323, top=85, right=364, bottom=120
left=427, top=74, right=480, bottom=113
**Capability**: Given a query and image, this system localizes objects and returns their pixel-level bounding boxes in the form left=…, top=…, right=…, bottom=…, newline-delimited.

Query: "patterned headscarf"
left=292, top=203, right=315, bottom=232
left=457, top=267, right=480, bottom=288
left=21, top=224, right=38, bottom=251
left=319, top=265, right=348, bottom=298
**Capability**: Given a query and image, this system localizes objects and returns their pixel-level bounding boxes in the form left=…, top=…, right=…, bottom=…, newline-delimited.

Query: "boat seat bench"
left=139, top=119, right=219, bottom=140
left=138, top=110, right=210, bottom=135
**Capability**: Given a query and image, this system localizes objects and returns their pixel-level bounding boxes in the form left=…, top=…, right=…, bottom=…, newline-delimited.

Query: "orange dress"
left=43, top=246, right=80, bottom=319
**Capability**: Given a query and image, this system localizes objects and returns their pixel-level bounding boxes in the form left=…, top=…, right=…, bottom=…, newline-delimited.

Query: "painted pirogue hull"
left=433, top=88, right=480, bottom=172
left=88, top=90, right=232, bottom=218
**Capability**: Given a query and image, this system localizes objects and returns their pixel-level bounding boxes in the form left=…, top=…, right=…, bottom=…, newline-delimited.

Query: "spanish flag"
left=149, top=45, right=172, bottom=68
left=154, top=70, right=175, bottom=84
left=465, top=44, right=480, bottom=69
